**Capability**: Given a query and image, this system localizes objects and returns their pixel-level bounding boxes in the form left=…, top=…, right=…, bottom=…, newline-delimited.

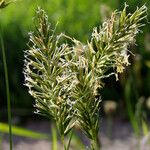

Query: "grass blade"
left=0, top=123, right=49, bottom=139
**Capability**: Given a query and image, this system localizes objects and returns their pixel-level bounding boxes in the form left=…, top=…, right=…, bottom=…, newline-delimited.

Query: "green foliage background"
left=0, top=0, right=150, bottom=119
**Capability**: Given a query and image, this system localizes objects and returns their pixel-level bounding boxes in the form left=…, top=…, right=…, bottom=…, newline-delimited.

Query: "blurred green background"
left=0, top=0, right=150, bottom=122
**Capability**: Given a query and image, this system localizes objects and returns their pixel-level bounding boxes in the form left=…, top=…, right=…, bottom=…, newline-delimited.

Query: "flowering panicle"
left=24, top=4, right=147, bottom=150
left=91, top=4, right=147, bottom=80
left=24, top=8, right=75, bottom=136
left=66, top=4, right=147, bottom=148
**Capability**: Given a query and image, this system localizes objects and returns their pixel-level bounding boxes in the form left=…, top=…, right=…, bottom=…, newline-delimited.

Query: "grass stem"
left=66, top=131, right=73, bottom=150
left=61, top=135, right=66, bottom=150
left=1, top=36, right=12, bottom=150
left=51, top=123, right=57, bottom=150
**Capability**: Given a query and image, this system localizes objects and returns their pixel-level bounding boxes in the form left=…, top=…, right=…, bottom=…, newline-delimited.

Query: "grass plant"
left=23, top=3, right=147, bottom=150
left=1, top=1, right=148, bottom=150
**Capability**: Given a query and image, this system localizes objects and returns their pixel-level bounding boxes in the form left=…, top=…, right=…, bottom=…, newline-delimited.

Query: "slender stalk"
left=0, top=36, right=12, bottom=150
left=90, top=139, right=99, bottom=150
left=61, top=135, right=66, bottom=150
left=51, top=123, right=57, bottom=150
left=91, top=140, right=95, bottom=150
left=66, top=131, right=73, bottom=150
left=90, top=133, right=100, bottom=150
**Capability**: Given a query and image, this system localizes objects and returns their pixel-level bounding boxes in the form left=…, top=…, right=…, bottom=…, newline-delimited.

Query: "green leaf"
left=0, top=123, right=49, bottom=139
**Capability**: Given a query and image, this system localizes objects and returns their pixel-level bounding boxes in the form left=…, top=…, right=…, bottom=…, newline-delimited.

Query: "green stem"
left=91, top=140, right=95, bottom=150
left=61, top=135, right=66, bottom=150
left=90, top=133, right=100, bottom=150
left=1, top=36, right=12, bottom=150
left=51, top=123, right=57, bottom=150
left=91, top=139, right=99, bottom=150
left=66, top=131, right=73, bottom=150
